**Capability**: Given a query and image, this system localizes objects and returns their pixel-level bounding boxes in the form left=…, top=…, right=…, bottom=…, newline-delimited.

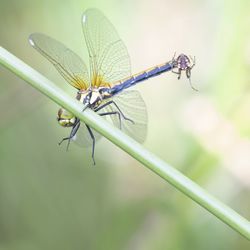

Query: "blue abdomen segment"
left=109, top=61, right=174, bottom=95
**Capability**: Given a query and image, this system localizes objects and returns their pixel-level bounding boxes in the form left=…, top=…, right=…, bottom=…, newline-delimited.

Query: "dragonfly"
left=29, top=8, right=195, bottom=164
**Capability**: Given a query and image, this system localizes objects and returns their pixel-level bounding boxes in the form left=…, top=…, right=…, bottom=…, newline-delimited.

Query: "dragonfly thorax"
left=57, top=87, right=110, bottom=128
left=77, top=87, right=107, bottom=109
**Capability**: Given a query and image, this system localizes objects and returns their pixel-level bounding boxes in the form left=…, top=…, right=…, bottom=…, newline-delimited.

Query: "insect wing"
left=29, top=33, right=89, bottom=90
left=102, top=90, right=148, bottom=143
left=82, top=9, right=131, bottom=88
left=73, top=90, right=147, bottom=147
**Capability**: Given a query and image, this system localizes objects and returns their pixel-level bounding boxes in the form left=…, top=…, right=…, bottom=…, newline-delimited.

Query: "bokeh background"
left=0, top=0, right=250, bottom=249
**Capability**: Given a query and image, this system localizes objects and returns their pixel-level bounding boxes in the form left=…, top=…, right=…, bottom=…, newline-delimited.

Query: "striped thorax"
left=57, top=87, right=112, bottom=128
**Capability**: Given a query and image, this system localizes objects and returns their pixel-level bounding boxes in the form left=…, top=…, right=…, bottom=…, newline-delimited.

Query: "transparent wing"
left=72, top=122, right=102, bottom=148
left=72, top=90, right=147, bottom=147
left=101, top=90, right=148, bottom=143
left=29, top=33, right=90, bottom=90
left=82, top=8, right=131, bottom=88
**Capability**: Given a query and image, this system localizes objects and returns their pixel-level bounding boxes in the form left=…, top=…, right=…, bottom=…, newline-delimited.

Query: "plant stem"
left=0, top=47, right=249, bottom=239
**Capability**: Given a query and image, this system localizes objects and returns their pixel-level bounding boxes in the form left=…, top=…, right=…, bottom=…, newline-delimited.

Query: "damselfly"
left=29, top=8, right=195, bottom=164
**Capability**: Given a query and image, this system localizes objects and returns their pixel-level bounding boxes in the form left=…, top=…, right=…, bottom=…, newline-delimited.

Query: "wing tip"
left=82, top=13, right=87, bottom=23
left=82, top=8, right=101, bottom=23
left=28, top=33, right=42, bottom=46
left=28, top=34, right=35, bottom=46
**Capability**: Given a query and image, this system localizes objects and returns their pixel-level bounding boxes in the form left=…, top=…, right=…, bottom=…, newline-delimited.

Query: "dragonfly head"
left=57, top=108, right=76, bottom=127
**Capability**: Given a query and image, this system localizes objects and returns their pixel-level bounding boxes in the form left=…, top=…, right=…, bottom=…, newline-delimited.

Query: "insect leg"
left=177, top=68, right=182, bottom=80
left=58, top=119, right=80, bottom=150
left=82, top=103, right=90, bottom=112
left=189, top=55, right=196, bottom=68
left=186, top=69, right=198, bottom=91
left=95, top=101, right=134, bottom=124
left=186, top=68, right=191, bottom=78
left=171, top=52, right=176, bottom=64
left=85, top=124, right=96, bottom=165
left=171, top=64, right=182, bottom=79
left=171, top=69, right=180, bottom=74
left=99, top=111, right=122, bottom=129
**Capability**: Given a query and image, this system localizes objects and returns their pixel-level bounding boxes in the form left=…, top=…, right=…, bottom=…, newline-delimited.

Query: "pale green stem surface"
left=0, top=47, right=249, bottom=239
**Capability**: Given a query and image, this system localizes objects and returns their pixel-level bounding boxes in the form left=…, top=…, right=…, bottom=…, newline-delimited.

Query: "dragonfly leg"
left=95, top=101, right=134, bottom=124
left=58, top=119, right=80, bottom=150
left=99, top=111, right=122, bottom=129
left=82, top=103, right=90, bottom=112
left=85, top=124, right=96, bottom=165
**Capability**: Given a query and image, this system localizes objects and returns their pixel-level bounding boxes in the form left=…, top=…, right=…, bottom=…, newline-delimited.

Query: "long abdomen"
left=109, top=61, right=174, bottom=95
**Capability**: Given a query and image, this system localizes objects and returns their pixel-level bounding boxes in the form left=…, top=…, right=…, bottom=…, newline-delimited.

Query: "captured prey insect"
left=171, top=53, right=197, bottom=91
left=29, top=8, right=195, bottom=165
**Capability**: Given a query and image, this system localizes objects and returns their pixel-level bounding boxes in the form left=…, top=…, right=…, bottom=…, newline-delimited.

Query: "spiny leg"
left=95, top=100, right=134, bottom=124
left=99, top=111, right=122, bottom=129
left=85, top=124, right=96, bottom=165
left=58, top=119, right=80, bottom=151
left=82, top=103, right=89, bottom=112
left=186, top=69, right=198, bottom=91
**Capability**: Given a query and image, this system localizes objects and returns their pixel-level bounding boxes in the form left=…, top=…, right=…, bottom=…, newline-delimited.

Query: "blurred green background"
left=0, top=0, right=250, bottom=249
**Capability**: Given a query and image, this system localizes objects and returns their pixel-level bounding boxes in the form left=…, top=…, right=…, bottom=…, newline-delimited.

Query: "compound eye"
left=58, top=108, right=74, bottom=119
left=57, top=108, right=63, bottom=117
left=57, top=108, right=76, bottom=127
left=58, top=119, right=69, bottom=127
